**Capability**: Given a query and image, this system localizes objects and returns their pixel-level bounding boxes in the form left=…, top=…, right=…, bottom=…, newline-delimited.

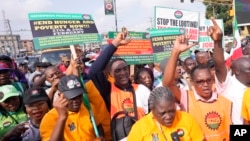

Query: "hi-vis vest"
left=187, top=91, right=232, bottom=141
left=110, top=83, right=145, bottom=119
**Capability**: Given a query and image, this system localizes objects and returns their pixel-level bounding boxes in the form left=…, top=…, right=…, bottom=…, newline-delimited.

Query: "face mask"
left=45, top=81, right=51, bottom=87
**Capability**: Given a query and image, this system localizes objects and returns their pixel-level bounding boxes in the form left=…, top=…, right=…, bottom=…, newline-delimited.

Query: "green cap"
left=0, top=85, right=21, bottom=103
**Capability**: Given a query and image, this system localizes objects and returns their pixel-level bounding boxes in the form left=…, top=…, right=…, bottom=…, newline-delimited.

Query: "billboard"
left=235, top=0, right=250, bottom=26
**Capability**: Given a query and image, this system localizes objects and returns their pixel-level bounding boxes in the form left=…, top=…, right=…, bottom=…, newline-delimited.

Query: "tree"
left=203, top=0, right=233, bottom=35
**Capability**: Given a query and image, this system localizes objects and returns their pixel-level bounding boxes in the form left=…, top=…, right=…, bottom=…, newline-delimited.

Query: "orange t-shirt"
left=187, top=91, right=232, bottom=141
left=40, top=104, right=101, bottom=141
left=110, top=83, right=147, bottom=119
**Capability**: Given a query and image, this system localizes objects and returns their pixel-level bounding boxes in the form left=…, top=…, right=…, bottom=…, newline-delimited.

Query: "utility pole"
left=2, top=10, right=9, bottom=34
left=1, top=10, right=8, bottom=53
left=114, top=0, right=118, bottom=32
left=5, top=19, right=16, bottom=57
left=149, top=17, right=154, bottom=29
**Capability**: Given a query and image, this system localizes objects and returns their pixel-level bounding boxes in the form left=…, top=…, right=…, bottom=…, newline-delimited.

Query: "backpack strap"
left=111, top=111, right=127, bottom=141
left=129, top=86, right=138, bottom=120
left=111, top=111, right=137, bottom=141
left=110, top=84, right=138, bottom=141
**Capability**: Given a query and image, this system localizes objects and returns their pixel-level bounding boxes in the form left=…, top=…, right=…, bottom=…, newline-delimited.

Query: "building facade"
left=0, top=34, right=22, bottom=57
left=20, top=39, right=34, bottom=56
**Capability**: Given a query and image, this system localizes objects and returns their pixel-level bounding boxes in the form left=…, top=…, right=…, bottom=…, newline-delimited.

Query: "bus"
left=40, top=47, right=71, bottom=65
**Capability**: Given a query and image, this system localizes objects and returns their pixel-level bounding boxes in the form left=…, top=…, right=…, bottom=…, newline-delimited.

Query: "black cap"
left=58, top=75, right=86, bottom=99
left=23, top=87, right=49, bottom=105
left=0, top=55, right=12, bottom=62
left=40, top=62, right=52, bottom=68
left=33, top=62, right=42, bottom=68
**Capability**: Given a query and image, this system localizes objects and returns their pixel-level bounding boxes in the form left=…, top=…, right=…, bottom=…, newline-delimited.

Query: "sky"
left=0, top=0, right=207, bottom=40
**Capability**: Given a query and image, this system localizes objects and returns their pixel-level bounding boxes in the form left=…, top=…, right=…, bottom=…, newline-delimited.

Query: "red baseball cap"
left=0, top=62, right=11, bottom=70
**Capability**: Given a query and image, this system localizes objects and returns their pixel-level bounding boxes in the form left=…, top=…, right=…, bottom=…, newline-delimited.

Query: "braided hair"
left=148, top=86, right=175, bottom=110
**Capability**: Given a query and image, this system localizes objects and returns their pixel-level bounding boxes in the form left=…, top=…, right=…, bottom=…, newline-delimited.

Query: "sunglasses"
left=194, top=78, right=213, bottom=86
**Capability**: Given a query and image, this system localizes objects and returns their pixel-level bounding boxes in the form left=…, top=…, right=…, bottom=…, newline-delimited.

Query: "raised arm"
left=162, top=35, right=196, bottom=102
left=208, top=17, right=227, bottom=82
left=88, top=33, right=131, bottom=109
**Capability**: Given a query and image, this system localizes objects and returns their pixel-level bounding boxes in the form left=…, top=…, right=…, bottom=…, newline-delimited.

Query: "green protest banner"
left=108, top=31, right=147, bottom=39
left=28, top=13, right=101, bottom=50
left=149, top=28, right=190, bottom=62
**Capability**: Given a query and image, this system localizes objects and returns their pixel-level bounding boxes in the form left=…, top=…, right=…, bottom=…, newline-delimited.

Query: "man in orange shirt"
left=40, top=75, right=104, bottom=141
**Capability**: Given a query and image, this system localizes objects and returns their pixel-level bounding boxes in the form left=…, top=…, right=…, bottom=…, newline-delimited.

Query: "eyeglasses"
left=194, top=78, right=213, bottom=86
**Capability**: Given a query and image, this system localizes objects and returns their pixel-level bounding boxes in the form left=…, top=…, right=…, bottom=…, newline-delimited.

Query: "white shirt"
left=134, top=84, right=151, bottom=114
left=215, top=72, right=247, bottom=124
left=45, top=88, right=60, bottom=104
left=28, top=71, right=41, bottom=86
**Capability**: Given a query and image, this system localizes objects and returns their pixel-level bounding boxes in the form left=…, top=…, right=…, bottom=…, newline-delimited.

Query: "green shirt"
left=0, top=108, right=28, bottom=138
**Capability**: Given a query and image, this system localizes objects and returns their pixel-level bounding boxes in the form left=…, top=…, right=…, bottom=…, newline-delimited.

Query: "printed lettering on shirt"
left=68, top=122, right=76, bottom=131
left=122, top=98, right=134, bottom=113
left=152, top=133, right=159, bottom=141
left=205, top=111, right=222, bottom=130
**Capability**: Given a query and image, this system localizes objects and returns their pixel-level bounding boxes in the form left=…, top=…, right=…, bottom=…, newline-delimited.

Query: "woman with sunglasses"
left=162, top=31, right=232, bottom=140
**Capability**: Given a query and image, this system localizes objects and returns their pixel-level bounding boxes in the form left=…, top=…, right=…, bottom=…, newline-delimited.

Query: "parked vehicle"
left=40, top=47, right=71, bottom=65
left=15, top=56, right=39, bottom=71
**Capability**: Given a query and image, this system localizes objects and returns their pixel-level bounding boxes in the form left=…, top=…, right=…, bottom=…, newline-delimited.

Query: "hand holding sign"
left=70, top=45, right=83, bottom=69
left=122, top=27, right=128, bottom=38
left=207, top=17, right=223, bottom=41
left=112, top=27, right=132, bottom=47
left=173, top=34, right=198, bottom=53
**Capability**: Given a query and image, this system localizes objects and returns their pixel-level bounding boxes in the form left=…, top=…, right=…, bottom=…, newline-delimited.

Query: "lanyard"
left=154, top=120, right=168, bottom=141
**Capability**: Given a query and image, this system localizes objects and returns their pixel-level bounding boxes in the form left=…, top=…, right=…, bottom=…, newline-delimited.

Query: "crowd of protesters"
left=0, top=17, right=250, bottom=141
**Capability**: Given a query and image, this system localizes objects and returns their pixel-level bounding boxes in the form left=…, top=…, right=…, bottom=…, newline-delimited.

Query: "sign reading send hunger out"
left=154, top=6, right=199, bottom=42
left=149, top=28, right=190, bottom=62
left=28, top=12, right=100, bottom=49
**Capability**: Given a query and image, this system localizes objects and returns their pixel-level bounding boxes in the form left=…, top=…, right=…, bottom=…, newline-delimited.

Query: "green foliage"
left=202, top=1, right=233, bottom=35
